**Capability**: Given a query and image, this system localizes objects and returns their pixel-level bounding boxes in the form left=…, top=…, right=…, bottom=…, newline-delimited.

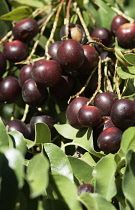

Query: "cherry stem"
left=64, top=0, right=73, bottom=40
left=73, top=2, right=93, bottom=42
left=87, top=57, right=102, bottom=105
left=21, top=104, right=30, bottom=122
left=45, top=0, right=66, bottom=59
left=114, top=59, right=121, bottom=99
left=68, top=66, right=97, bottom=104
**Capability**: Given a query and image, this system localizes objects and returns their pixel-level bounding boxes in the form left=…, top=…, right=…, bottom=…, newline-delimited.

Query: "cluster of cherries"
left=0, top=14, right=135, bottom=153
left=66, top=92, right=135, bottom=153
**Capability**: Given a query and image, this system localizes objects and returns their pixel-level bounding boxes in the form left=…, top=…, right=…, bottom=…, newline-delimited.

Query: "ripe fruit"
left=31, top=59, right=62, bottom=87
left=18, top=64, right=33, bottom=87
left=94, top=92, right=118, bottom=116
left=48, top=41, right=63, bottom=61
left=0, top=76, right=21, bottom=103
left=110, top=15, right=129, bottom=35
left=91, top=27, right=112, bottom=46
left=3, top=40, right=28, bottom=62
left=66, top=97, right=89, bottom=129
left=12, top=18, right=39, bottom=42
left=97, top=127, right=122, bottom=153
left=0, top=52, right=7, bottom=78
left=111, top=98, right=135, bottom=130
left=78, top=183, right=94, bottom=195
left=79, top=45, right=99, bottom=73
left=49, top=75, right=75, bottom=99
left=6, top=119, right=30, bottom=139
left=60, top=23, right=86, bottom=44
left=78, top=105, right=101, bottom=127
left=57, top=39, right=84, bottom=71
left=22, top=79, right=48, bottom=107
left=116, top=23, right=135, bottom=48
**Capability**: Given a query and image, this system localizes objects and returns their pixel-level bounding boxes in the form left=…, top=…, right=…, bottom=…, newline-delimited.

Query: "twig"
left=68, top=66, right=97, bottom=104
left=73, top=2, right=93, bottom=42
left=87, top=57, right=102, bottom=105
left=45, top=0, right=66, bottom=59
left=114, top=60, right=121, bottom=99
left=0, top=31, right=12, bottom=46
left=21, top=104, right=30, bottom=122
left=64, top=0, right=73, bottom=39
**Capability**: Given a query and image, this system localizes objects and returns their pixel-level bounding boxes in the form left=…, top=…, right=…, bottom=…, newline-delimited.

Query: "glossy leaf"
left=0, top=152, right=18, bottom=210
left=124, top=53, right=135, bottom=65
left=0, top=148, right=24, bottom=188
left=117, top=66, right=135, bottom=79
left=68, top=156, right=93, bottom=183
left=27, top=153, right=49, bottom=198
left=10, top=0, right=45, bottom=8
left=26, top=122, right=51, bottom=149
left=93, top=154, right=117, bottom=201
left=0, top=0, right=11, bottom=38
left=54, top=123, right=78, bottom=140
left=0, top=6, right=33, bottom=20
left=122, top=150, right=135, bottom=209
left=44, top=143, right=73, bottom=181
left=50, top=173, right=82, bottom=210
left=64, top=128, right=103, bottom=158
left=79, top=193, right=117, bottom=210
left=8, top=130, right=27, bottom=155
left=119, top=127, right=135, bottom=156
left=0, top=119, right=10, bottom=147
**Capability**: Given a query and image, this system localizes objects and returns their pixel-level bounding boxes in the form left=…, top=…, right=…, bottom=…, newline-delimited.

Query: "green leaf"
left=0, top=152, right=19, bottom=210
left=8, top=130, right=27, bottom=155
left=117, top=66, right=135, bottom=79
left=68, top=156, right=93, bottom=183
left=124, top=53, right=135, bottom=65
left=64, top=128, right=103, bottom=158
left=81, top=152, right=96, bottom=167
left=54, top=123, right=78, bottom=140
left=10, top=0, right=45, bottom=8
left=27, top=153, right=49, bottom=198
left=44, top=143, right=73, bottom=181
left=50, top=173, right=82, bottom=210
left=42, top=199, right=70, bottom=210
left=119, top=127, right=135, bottom=156
left=79, top=193, right=117, bottom=210
left=0, top=0, right=11, bottom=39
left=26, top=122, right=51, bottom=149
left=0, top=148, right=25, bottom=188
left=122, top=150, right=135, bottom=209
left=0, top=6, right=33, bottom=20
left=0, top=118, right=10, bottom=147
left=93, top=154, right=117, bottom=201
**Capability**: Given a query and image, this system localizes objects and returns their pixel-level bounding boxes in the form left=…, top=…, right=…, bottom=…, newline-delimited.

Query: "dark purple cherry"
left=66, top=97, right=89, bottom=129
left=94, top=92, right=118, bottom=116
left=78, top=105, right=101, bottom=127
left=12, top=18, right=39, bottom=42
left=3, top=40, right=28, bottom=62
left=31, top=59, right=62, bottom=87
left=0, top=76, right=21, bottom=103
left=48, top=41, right=63, bottom=61
left=111, top=98, right=135, bottom=130
left=22, top=79, right=48, bottom=107
left=116, top=23, right=135, bottom=48
left=78, top=183, right=94, bottom=195
left=0, top=52, right=7, bottom=77
left=57, top=39, right=84, bottom=71
left=79, top=45, right=99, bottom=73
left=60, top=23, right=86, bottom=44
left=18, top=64, right=33, bottom=87
left=97, top=127, right=122, bottom=153
left=6, top=119, right=30, bottom=139
left=91, top=27, right=112, bottom=46
left=49, top=75, right=75, bottom=99
left=110, top=15, right=129, bottom=35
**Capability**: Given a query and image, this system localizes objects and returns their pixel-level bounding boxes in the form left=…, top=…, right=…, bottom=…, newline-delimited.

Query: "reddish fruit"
left=110, top=15, right=129, bottom=35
